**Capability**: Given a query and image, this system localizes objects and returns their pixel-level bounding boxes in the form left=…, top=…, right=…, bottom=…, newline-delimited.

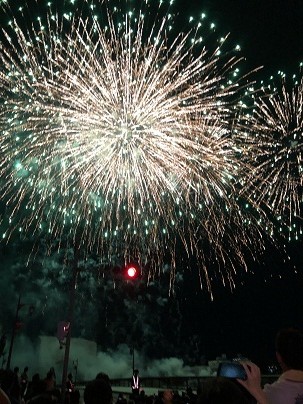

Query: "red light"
left=127, top=266, right=137, bottom=278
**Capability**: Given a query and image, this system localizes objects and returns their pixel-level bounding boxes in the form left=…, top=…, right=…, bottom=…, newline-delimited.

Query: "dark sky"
left=175, top=0, right=303, bottom=364
left=180, top=0, right=303, bottom=78
left=181, top=243, right=303, bottom=365
left=175, top=0, right=303, bottom=357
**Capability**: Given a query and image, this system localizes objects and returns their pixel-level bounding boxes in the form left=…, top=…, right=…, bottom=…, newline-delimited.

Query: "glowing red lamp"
left=126, top=266, right=138, bottom=278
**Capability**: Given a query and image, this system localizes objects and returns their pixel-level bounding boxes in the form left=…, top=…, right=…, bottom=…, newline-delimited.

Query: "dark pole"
left=61, top=249, right=79, bottom=404
left=132, top=344, right=135, bottom=374
left=73, top=359, right=78, bottom=384
left=6, top=295, right=21, bottom=370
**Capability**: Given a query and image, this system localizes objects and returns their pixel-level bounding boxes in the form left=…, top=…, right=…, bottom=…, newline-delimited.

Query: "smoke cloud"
left=10, top=335, right=211, bottom=382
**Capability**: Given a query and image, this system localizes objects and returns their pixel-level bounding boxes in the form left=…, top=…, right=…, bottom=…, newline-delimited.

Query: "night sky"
left=180, top=0, right=303, bottom=77
left=176, top=0, right=303, bottom=365
left=0, top=0, right=303, bottom=376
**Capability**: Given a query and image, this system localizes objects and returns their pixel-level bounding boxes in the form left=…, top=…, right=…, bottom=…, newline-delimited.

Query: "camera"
left=217, top=362, right=247, bottom=380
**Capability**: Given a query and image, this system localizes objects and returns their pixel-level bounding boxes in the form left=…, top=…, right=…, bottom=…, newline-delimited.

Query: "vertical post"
left=132, top=344, right=135, bottom=374
left=73, top=359, right=78, bottom=384
left=6, top=295, right=21, bottom=370
left=61, top=250, right=78, bottom=404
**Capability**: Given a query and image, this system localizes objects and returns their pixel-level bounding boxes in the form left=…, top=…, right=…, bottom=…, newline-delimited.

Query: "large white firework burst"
left=0, top=0, right=271, bottom=293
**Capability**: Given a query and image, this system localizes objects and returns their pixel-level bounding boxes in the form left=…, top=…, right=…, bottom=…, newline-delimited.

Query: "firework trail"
left=241, top=75, right=303, bottom=240
left=0, top=0, right=272, bottom=293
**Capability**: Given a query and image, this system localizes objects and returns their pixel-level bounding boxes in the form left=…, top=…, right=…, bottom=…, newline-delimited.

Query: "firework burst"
left=0, top=0, right=272, bottom=293
left=241, top=75, right=303, bottom=240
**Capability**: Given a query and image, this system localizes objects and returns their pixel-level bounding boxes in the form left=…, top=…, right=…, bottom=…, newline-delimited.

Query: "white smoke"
left=10, top=335, right=211, bottom=382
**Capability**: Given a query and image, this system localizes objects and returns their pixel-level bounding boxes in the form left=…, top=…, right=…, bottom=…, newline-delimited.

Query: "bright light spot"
left=127, top=266, right=137, bottom=278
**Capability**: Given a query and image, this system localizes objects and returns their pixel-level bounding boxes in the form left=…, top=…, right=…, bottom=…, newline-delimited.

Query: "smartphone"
left=217, top=362, right=247, bottom=380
